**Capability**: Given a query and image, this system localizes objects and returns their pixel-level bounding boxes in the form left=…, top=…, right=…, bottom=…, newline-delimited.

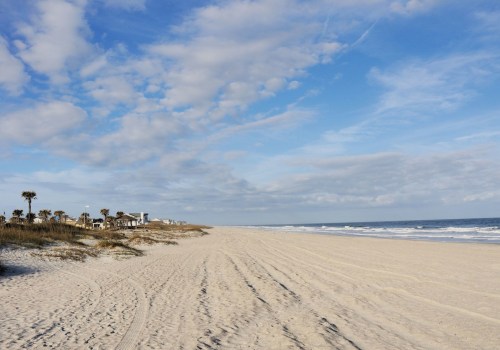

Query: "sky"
left=0, top=0, right=499, bottom=225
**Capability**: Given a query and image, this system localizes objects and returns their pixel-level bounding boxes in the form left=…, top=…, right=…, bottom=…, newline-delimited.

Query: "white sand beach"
left=1, top=226, right=499, bottom=349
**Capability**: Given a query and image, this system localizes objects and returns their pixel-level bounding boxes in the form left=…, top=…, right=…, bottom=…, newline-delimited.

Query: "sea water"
left=250, top=217, right=500, bottom=244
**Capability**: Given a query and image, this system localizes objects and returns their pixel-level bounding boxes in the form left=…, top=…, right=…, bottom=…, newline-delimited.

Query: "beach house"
left=116, top=213, right=139, bottom=229
left=92, top=218, right=105, bottom=230
left=129, top=212, right=149, bottom=225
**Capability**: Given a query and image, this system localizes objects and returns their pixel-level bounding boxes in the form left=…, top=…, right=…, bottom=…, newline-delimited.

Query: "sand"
left=1, top=226, right=499, bottom=349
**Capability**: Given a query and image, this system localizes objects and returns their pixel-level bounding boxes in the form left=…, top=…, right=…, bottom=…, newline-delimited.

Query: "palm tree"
left=26, top=213, right=36, bottom=223
left=116, top=211, right=124, bottom=217
left=54, top=210, right=66, bottom=223
left=106, top=215, right=116, bottom=228
left=38, top=209, right=52, bottom=223
left=12, top=209, right=24, bottom=223
left=22, top=191, right=37, bottom=223
left=100, top=208, right=109, bottom=229
left=80, top=212, right=90, bottom=228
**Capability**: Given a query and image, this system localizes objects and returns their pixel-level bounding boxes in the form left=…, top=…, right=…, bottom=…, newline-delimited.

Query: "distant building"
left=143, top=216, right=187, bottom=225
left=65, top=218, right=78, bottom=226
left=129, top=212, right=149, bottom=225
left=92, top=218, right=105, bottom=230
left=116, top=213, right=138, bottom=229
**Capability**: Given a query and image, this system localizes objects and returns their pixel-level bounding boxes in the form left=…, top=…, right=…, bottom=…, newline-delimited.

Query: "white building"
left=129, top=212, right=148, bottom=225
left=116, top=214, right=139, bottom=229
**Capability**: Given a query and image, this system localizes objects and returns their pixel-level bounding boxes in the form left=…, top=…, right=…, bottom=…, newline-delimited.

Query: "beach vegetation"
left=0, top=223, right=86, bottom=248
left=38, top=209, right=52, bottom=223
left=100, top=208, right=110, bottom=229
left=106, top=215, right=116, bottom=228
left=128, top=234, right=178, bottom=246
left=54, top=210, right=66, bottom=223
left=96, top=240, right=142, bottom=256
left=1, top=206, right=205, bottom=263
left=87, top=230, right=126, bottom=240
left=79, top=212, right=91, bottom=228
left=31, top=246, right=99, bottom=261
left=11, top=209, right=24, bottom=224
left=21, top=191, right=37, bottom=224
left=144, top=222, right=211, bottom=234
left=26, top=213, right=36, bottom=223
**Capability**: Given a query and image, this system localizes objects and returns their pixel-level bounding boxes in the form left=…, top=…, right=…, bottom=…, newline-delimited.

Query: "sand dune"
left=1, top=226, right=499, bottom=349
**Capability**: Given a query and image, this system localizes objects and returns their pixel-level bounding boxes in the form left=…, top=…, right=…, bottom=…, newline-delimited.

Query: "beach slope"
left=1, top=226, right=499, bottom=349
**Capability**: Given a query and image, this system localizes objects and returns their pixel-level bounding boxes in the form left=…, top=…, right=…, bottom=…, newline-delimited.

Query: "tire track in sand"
left=77, top=266, right=149, bottom=350
left=114, top=277, right=148, bottom=350
left=16, top=262, right=104, bottom=349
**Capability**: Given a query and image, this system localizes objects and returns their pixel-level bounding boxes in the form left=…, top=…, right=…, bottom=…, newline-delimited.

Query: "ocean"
left=250, top=217, right=500, bottom=244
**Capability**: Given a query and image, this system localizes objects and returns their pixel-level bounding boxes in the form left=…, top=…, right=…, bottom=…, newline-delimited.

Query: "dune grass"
left=87, top=230, right=126, bottom=241
left=128, top=234, right=178, bottom=246
left=142, top=222, right=211, bottom=234
left=0, top=223, right=87, bottom=248
left=0, top=222, right=208, bottom=263
left=139, top=223, right=211, bottom=240
left=96, top=240, right=143, bottom=256
left=31, top=246, right=99, bottom=261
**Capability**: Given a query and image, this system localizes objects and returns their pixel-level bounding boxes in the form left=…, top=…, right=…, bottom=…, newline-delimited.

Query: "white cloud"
left=265, top=148, right=500, bottom=210
left=129, top=146, right=500, bottom=223
left=263, top=78, right=286, bottom=96
left=0, top=37, right=29, bottom=95
left=148, top=0, right=344, bottom=120
left=390, top=0, right=441, bottom=15
left=456, top=130, right=500, bottom=142
left=224, top=150, right=248, bottom=161
left=0, top=101, right=87, bottom=144
left=46, top=0, right=445, bottom=169
left=369, top=52, right=500, bottom=115
left=84, top=76, right=138, bottom=106
left=32, top=168, right=111, bottom=188
left=287, top=80, right=301, bottom=90
left=80, top=54, right=108, bottom=77
left=4, top=144, right=498, bottom=223
left=70, top=110, right=185, bottom=166
left=474, top=10, right=500, bottom=44
left=144, top=0, right=435, bottom=126
left=16, top=0, right=93, bottom=83
left=102, top=0, right=146, bottom=11
left=200, top=108, right=315, bottom=152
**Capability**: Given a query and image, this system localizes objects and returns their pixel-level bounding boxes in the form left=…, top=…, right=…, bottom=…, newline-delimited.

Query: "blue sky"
left=1, top=0, right=499, bottom=225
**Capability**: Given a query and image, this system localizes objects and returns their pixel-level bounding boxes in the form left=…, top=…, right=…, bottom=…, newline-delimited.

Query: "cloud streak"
left=370, top=52, right=500, bottom=116
left=0, top=36, right=29, bottom=95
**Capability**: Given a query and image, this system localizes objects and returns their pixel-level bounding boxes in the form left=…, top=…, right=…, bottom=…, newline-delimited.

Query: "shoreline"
left=240, top=226, right=500, bottom=245
left=236, top=219, right=500, bottom=244
left=1, top=226, right=499, bottom=349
